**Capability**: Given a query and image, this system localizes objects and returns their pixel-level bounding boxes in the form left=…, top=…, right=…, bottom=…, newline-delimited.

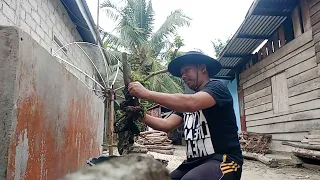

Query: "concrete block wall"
left=0, top=0, right=97, bottom=89
left=0, top=26, right=104, bottom=180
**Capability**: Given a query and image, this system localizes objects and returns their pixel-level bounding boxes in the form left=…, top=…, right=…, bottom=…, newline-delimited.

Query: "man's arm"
left=128, top=81, right=220, bottom=112
left=147, top=91, right=216, bottom=112
left=143, top=113, right=183, bottom=133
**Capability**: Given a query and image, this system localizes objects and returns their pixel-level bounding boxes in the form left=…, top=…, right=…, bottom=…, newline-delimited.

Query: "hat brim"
left=168, top=54, right=222, bottom=78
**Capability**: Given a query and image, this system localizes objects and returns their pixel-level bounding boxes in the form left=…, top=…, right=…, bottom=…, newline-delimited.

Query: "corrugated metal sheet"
left=217, top=0, right=299, bottom=78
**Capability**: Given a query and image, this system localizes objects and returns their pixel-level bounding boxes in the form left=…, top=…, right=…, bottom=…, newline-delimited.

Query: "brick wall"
left=0, top=0, right=98, bottom=89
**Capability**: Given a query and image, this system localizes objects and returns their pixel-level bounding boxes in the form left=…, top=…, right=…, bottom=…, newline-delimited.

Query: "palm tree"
left=100, top=0, right=191, bottom=94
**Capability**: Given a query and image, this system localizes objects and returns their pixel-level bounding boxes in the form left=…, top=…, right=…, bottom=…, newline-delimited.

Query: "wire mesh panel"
left=52, top=42, right=123, bottom=101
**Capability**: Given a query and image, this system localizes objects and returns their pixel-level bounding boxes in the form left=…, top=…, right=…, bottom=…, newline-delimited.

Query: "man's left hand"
left=128, top=82, right=151, bottom=100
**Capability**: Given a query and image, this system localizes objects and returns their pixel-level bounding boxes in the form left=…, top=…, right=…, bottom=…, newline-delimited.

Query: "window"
left=53, top=35, right=67, bottom=54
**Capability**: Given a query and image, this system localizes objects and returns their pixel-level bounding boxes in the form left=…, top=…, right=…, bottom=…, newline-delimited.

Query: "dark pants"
left=170, top=154, right=242, bottom=180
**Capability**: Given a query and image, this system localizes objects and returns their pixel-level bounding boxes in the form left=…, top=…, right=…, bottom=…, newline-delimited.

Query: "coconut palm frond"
left=151, top=9, right=191, bottom=56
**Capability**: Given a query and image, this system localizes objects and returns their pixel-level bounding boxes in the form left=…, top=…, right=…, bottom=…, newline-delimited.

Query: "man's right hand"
left=128, top=81, right=152, bottom=100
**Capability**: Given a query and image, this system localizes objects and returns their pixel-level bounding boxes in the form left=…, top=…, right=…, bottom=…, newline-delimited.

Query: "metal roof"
left=61, top=0, right=97, bottom=44
left=218, top=0, right=299, bottom=78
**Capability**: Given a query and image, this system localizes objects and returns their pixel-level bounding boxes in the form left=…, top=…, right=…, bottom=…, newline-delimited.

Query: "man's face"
left=180, top=65, right=199, bottom=90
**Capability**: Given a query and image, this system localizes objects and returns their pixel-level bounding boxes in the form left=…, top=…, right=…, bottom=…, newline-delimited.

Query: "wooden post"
left=238, top=89, right=246, bottom=132
left=261, top=44, right=268, bottom=59
left=273, top=32, right=280, bottom=52
left=266, top=40, right=273, bottom=55
left=104, top=93, right=108, bottom=151
left=292, top=6, right=303, bottom=38
left=278, top=26, right=286, bottom=47
left=258, top=49, right=262, bottom=61
left=108, top=89, right=115, bottom=155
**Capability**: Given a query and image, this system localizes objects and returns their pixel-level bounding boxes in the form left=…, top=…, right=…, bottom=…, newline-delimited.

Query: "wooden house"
left=217, top=0, right=320, bottom=153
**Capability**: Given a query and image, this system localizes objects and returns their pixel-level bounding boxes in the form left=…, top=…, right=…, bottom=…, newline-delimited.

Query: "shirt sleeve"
left=201, top=80, right=233, bottom=107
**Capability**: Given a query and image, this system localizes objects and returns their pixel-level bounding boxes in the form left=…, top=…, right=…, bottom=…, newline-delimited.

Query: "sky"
left=86, top=0, right=255, bottom=57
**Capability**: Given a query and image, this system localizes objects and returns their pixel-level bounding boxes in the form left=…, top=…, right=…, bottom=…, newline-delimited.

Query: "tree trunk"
left=292, top=148, right=320, bottom=160
left=149, top=149, right=174, bottom=155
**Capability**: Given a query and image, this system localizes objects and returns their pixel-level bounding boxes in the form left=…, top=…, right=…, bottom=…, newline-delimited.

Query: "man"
left=128, top=51, right=243, bottom=180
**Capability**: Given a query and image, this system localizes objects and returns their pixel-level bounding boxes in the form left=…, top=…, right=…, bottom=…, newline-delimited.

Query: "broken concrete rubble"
left=62, top=154, right=170, bottom=180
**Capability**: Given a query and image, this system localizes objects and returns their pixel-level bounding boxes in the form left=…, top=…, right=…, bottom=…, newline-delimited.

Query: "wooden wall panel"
left=246, top=109, right=320, bottom=127
left=288, top=78, right=320, bottom=97
left=243, top=78, right=271, bottom=96
left=238, top=89, right=246, bottom=132
left=271, top=132, right=309, bottom=142
left=285, top=56, right=317, bottom=78
left=270, top=140, right=295, bottom=153
left=240, top=30, right=313, bottom=81
left=239, top=23, right=320, bottom=152
left=247, top=119, right=320, bottom=133
left=245, top=103, right=273, bottom=116
left=311, top=6, right=320, bottom=26
left=244, top=95, right=272, bottom=110
left=241, top=41, right=314, bottom=85
left=244, top=86, right=271, bottom=103
left=237, top=1, right=320, bottom=152
left=246, top=111, right=274, bottom=121
left=243, top=46, right=315, bottom=89
left=289, top=89, right=320, bottom=105
left=287, top=65, right=320, bottom=88
left=309, top=0, right=320, bottom=10
left=271, top=72, right=289, bottom=114
left=290, top=99, right=320, bottom=112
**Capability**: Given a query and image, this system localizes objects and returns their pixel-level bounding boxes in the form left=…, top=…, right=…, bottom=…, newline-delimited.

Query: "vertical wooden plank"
left=252, top=52, right=258, bottom=64
left=258, top=49, right=263, bottom=61
left=273, top=31, right=280, bottom=51
left=267, top=40, right=273, bottom=54
left=262, top=44, right=268, bottom=58
left=271, top=72, right=289, bottom=114
left=249, top=59, right=253, bottom=68
left=279, top=26, right=286, bottom=47
left=238, top=89, right=247, bottom=132
left=292, top=6, right=303, bottom=38
left=301, top=0, right=311, bottom=31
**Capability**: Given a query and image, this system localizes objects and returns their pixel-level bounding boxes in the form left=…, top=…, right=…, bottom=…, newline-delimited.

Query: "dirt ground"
left=148, top=146, right=320, bottom=180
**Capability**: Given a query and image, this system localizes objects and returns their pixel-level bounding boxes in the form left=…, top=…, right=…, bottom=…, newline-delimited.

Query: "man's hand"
left=128, top=82, right=151, bottom=99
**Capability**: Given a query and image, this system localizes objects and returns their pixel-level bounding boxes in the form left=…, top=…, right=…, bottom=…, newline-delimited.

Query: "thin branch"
left=143, top=47, right=179, bottom=81
left=144, top=69, right=168, bottom=81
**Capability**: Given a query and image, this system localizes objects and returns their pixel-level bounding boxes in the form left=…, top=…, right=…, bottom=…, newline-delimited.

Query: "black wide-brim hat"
left=168, top=51, right=222, bottom=78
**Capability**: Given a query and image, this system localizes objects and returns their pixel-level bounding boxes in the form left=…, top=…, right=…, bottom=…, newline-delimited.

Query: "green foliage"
left=168, top=50, right=185, bottom=61
left=100, top=0, right=190, bottom=94
left=173, top=35, right=185, bottom=49
left=211, top=38, right=231, bottom=58
left=115, top=109, right=124, bottom=121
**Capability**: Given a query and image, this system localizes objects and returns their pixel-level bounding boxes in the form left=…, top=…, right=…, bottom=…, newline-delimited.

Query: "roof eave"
left=61, top=0, right=97, bottom=44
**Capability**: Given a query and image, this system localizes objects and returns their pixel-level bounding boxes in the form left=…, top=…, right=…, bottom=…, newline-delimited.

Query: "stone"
left=62, top=154, right=170, bottom=180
